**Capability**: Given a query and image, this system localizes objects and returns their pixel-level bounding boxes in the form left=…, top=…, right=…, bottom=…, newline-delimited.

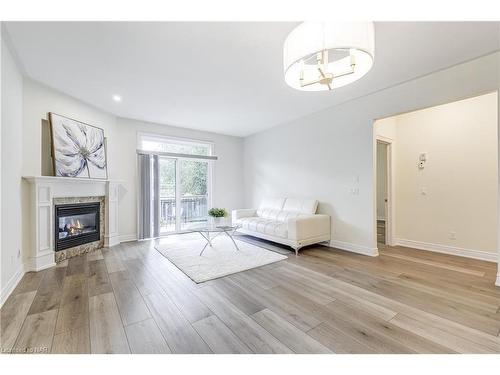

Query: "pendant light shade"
left=283, top=22, right=375, bottom=91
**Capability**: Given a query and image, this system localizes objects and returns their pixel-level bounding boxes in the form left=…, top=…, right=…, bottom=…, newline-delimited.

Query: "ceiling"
left=5, top=21, right=500, bottom=137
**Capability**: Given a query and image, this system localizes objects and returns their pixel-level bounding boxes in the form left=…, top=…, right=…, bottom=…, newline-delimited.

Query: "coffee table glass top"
left=187, top=224, right=241, bottom=233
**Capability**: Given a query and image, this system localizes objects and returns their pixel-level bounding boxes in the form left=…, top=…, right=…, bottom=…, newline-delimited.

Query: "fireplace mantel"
left=22, top=176, right=123, bottom=271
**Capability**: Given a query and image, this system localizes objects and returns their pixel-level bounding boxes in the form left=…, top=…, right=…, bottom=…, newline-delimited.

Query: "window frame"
left=137, top=131, right=215, bottom=157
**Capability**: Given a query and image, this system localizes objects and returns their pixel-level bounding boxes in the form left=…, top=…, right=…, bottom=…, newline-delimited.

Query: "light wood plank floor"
left=1, top=239, right=499, bottom=354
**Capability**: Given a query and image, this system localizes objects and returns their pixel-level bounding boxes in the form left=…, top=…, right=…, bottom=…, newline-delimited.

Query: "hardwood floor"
left=1, top=239, right=499, bottom=354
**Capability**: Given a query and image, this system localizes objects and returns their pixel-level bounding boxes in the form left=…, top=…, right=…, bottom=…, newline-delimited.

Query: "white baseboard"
left=330, top=240, right=379, bottom=257
left=395, top=238, right=498, bottom=263
left=24, top=253, right=57, bottom=272
left=104, top=234, right=121, bottom=248
left=119, top=234, right=137, bottom=243
left=496, top=273, right=500, bottom=287
left=0, top=264, right=25, bottom=308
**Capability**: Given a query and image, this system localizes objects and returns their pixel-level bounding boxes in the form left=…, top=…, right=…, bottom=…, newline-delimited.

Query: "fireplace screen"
left=55, top=202, right=100, bottom=251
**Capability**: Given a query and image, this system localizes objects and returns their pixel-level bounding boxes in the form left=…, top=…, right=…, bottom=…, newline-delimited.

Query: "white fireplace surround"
left=23, top=176, right=122, bottom=271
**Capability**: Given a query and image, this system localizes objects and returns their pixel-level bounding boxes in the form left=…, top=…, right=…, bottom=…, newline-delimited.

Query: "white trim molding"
left=104, top=181, right=121, bottom=247
left=0, top=264, right=25, bottom=308
left=24, top=252, right=57, bottom=272
left=496, top=273, right=500, bottom=287
left=330, top=240, right=379, bottom=257
left=395, top=238, right=498, bottom=263
left=118, top=234, right=137, bottom=243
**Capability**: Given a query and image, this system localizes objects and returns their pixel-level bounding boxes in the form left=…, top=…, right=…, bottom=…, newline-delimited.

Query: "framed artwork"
left=49, top=112, right=108, bottom=179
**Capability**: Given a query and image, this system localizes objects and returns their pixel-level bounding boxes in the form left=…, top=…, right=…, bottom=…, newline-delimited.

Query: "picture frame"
left=49, top=112, right=108, bottom=179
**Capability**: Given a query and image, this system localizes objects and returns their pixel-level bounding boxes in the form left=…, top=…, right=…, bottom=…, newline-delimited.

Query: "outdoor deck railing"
left=160, top=195, right=208, bottom=228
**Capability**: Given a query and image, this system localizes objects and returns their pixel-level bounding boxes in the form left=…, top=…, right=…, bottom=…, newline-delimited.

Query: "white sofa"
left=232, top=198, right=331, bottom=255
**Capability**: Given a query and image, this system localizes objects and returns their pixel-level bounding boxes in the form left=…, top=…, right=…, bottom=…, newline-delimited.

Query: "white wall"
left=376, top=92, right=498, bottom=257
left=22, top=78, right=119, bottom=177
left=1, top=34, right=24, bottom=304
left=114, top=117, right=244, bottom=240
left=243, top=52, right=500, bottom=256
left=375, top=116, right=398, bottom=140
left=376, top=142, right=387, bottom=220
left=21, top=79, right=244, bottom=243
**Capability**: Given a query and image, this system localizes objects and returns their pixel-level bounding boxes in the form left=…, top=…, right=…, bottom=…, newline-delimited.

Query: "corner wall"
left=243, top=52, right=500, bottom=256
left=1, top=33, right=24, bottom=305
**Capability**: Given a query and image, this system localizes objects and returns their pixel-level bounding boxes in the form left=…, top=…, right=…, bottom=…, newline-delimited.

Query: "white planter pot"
left=210, top=216, right=226, bottom=226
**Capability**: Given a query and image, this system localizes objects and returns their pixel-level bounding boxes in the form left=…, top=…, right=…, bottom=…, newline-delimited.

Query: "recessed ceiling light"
left=112, top=95, right=122, bottom=102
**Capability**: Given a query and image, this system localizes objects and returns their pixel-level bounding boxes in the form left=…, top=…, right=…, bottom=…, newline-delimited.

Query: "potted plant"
left=208, top=207, right=228, bottom=226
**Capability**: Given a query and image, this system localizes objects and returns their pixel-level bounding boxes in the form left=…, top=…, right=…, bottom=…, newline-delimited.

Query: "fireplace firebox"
left=55, top=202, right=100, bottom=251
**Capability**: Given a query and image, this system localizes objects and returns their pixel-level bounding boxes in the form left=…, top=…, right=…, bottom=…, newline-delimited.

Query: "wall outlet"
left=449, top=231, right=456, bottom=240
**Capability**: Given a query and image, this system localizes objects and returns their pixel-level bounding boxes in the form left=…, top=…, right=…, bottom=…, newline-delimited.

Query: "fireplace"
left=55, top=202, right=101, bottom=251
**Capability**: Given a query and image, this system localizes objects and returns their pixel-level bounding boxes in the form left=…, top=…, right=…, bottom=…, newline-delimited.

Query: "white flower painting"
left=49, top=113, right=108, bottom=179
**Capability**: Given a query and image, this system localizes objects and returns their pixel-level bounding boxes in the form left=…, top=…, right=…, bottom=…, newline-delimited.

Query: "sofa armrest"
left=232, top=208, right=257, bottom=221
left=287, top=214, right=331, bottom=240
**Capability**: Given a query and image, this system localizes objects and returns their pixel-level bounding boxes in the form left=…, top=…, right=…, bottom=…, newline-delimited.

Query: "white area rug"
left=155, top=233, right=288, bottom=283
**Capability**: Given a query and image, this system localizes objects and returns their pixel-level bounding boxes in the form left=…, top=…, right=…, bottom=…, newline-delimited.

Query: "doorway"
left=376, top=138, right=393, bottom=248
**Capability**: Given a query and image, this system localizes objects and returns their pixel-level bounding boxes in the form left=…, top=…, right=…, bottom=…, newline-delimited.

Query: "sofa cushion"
left=257, top=197, right=285, bottom=221
left=256, top=208, right=282, bottom=221
left=257, top=208, right=305, bottom=223
left=235, top=217, right=288, bottom=239
left=258, top=197, right=285, bottom=211
left=282, top=198, right=318, bottom=214
left=275, top=210, right=304, bottom=222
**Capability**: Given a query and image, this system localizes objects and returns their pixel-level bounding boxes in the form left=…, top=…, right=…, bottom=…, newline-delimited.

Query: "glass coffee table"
left=187, top=224, right=242, bottom=256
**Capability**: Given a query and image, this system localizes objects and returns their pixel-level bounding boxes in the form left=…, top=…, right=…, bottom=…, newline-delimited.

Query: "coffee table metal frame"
left=188, top=225, right=242, bottom=256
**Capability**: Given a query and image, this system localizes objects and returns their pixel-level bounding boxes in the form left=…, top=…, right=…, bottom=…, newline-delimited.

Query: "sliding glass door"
left=179, top=159, right=209, bottom=231
left=159, top=158, right=177, bottom=234
left=140, top=133, right=213, bottom=235
left=158, top=157, right=210, bottom=234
